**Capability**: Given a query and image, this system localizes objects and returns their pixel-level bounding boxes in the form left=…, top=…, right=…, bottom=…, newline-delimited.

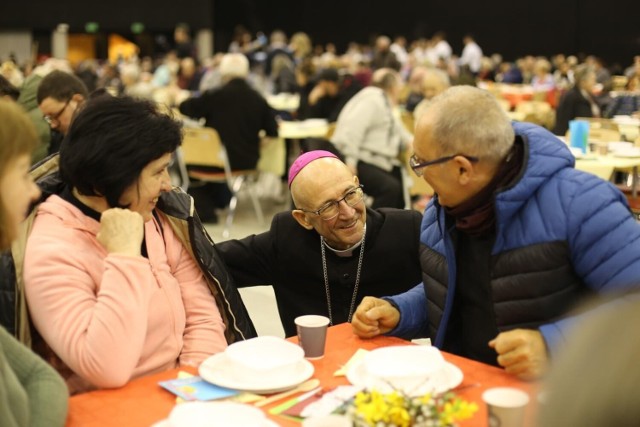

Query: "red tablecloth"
left=67, top=323, right=537, bottom=426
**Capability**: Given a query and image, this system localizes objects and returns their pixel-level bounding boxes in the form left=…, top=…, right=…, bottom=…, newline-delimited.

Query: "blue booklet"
left=159, top=376, right=239, bottom=401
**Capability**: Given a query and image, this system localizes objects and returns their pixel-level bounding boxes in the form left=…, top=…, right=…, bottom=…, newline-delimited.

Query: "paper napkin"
left=333, top=348, right=369, bottom=377
left=159, top=376, right=239, bottom=401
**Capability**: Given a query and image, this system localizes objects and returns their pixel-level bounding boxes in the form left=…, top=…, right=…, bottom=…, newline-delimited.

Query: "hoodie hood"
left=36, top=194, right=101, bottom=236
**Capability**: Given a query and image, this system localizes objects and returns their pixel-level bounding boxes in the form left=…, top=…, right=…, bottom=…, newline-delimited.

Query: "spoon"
left=254, top=379, right=321, bottom=407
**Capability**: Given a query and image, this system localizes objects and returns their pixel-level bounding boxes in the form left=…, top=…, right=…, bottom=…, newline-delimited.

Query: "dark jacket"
left=217, top=208, right=423, bottom=336
left=0, top=155, right=256, bottom=347
left=553, top=86, right=597, bottom=135
left=389, top=122, right=640, bottom=358
left=179, top=78, right=278, bottom=170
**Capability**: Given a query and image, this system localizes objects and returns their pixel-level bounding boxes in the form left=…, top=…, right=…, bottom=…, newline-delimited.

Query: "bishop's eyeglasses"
left=299, top=185, right=365, bottom=221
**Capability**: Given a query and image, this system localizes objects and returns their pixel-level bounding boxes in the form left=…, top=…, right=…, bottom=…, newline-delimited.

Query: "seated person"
left=352, top=86, right=640, bottom=380
left=331, top=69, right=413, bottom=209
left=23, top=95, right=256, bottom=394
left=604, top=75, right=640, bottom=118
left=297, top=68, right=363, bottom=122
left=0, top=100, right=68, bottom=426
left=178, top=53, right=279, bottom=222
left=413, top=68, right=451, bottom=121
left=553, top=65, right=601, bottom=135
left=217, top=151, right=423, bottom=336
left=538, top=293, right=640, bottom=427
left=403, top=66, right=428, bottom=113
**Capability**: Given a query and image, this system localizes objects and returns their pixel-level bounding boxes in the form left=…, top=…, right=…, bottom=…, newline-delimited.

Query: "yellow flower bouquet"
left=343, top=389, right=478, bottom=427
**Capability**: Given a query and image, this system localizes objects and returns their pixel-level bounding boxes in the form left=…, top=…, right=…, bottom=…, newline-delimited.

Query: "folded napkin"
left=333, top=348, right=369, bottom=377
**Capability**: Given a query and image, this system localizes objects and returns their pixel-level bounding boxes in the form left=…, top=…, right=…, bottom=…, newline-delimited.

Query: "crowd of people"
left=0, top=24, right=640, bottom=427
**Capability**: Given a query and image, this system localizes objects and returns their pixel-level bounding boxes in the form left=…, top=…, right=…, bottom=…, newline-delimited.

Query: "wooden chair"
left=325, top=122, right=337, bottom=139
left=180, top=127, right=264, bottom=238
left=515, top=100, right=555, bottom=129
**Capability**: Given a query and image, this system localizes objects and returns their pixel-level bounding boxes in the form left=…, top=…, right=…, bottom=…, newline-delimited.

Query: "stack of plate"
left=346, top=346, right=463, bottom=396
left=152, top=401, right=278, bottom=427
left=199, top=336, right=314, bottom=394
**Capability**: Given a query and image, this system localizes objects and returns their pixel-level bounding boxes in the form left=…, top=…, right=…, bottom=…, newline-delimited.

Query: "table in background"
left=278, top=119, right=330, bottom=140
left=267, top=93, right=300, bottom=113
left=575, top=154, right=640, bottom=197
left=66, top=323, right=535, bottom=427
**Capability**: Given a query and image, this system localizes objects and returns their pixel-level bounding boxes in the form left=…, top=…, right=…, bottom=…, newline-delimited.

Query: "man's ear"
left=291, top=210, right=314, bottom=230
left=453, top=155, right=475, bottom=186
left=72, top=93, right=85, bottom=103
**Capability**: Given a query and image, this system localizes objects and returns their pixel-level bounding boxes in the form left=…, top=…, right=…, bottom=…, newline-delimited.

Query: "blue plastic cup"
left=569, top=120, right=590, bottom=154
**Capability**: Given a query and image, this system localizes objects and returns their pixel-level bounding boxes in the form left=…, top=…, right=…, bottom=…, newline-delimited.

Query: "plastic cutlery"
left=254, top=379, right=321, bottom=407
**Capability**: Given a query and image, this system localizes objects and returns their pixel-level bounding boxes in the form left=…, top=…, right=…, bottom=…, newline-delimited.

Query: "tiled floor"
left=203, top=192, right=289, bottom=338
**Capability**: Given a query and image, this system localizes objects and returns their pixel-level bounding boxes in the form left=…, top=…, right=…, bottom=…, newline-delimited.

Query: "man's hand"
left=351, top=296, right=400, bottom=338
left=308, top=84, right=326, bottom=105
left=97, top=208, right=144, bottom=257
left=489, top=329, right=548, bottom=380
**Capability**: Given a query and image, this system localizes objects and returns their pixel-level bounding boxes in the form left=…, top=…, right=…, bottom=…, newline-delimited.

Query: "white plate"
left=199, top=352, right=314, bottom=394
left=613, top=151, right=640, bottom=158
left=346, top=360, right=463, bottom=396
left=152, top=418, right=279, bottom=427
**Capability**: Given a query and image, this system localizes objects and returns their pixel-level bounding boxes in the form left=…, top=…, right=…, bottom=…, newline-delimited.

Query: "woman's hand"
left=97, top=208, right=144, bottom=257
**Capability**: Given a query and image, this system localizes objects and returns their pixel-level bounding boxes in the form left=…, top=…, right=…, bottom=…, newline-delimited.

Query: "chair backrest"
left=181, top=127, right=227, bottom=170
left=325, top=122, right=337, bottom=139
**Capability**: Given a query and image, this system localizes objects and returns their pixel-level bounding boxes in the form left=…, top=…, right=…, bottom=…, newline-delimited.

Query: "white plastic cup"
left=482, top=387, right=530, bottom=427
left=295, top=315, right=330, bottom=359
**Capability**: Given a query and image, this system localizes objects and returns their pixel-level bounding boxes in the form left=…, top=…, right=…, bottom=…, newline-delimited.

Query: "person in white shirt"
left=431, top=31, right=452, bottom=65
left=459, top=34, right=483, bottom=74
left=331, top=68, right=412, bottom=209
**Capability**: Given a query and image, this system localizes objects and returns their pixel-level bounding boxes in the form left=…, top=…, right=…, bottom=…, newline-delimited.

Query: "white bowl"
left=168, top=401, right=271, bottom=427
left=363, top=346, right=445, bottom=391
left=224, top=336, right=304, bottom=383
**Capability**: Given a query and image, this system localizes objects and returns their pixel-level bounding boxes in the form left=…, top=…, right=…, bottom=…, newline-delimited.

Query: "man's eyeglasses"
left=409, top=153, right=479, bottom=177
left=299, top=185, right=365, bottom=221
left=43, top=99, right=71, bottom=126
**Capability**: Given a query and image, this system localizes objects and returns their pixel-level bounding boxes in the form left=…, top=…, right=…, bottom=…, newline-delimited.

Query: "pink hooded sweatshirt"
left=24, top=195, right=227, bottom=394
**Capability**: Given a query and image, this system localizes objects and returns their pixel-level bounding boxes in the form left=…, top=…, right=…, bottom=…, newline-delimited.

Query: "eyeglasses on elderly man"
left=409, top=153, right=479, bottom=177
left=297, top=185, right=365, bottom=221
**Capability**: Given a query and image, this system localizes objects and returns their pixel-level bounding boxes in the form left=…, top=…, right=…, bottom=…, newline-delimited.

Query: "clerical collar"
left=322, top=225, right=367, bottom=257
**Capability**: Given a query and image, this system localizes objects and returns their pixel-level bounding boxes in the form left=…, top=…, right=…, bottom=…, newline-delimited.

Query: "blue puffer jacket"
left=389, top=122, right=640, bottom=356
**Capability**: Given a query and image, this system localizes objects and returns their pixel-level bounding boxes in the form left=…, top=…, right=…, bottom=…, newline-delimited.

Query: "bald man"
left=217, top=151, right=422, bottom=336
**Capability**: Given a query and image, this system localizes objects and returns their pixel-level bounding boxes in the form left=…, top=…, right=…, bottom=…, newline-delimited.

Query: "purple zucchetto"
left=287, top=150, right=339, bottom=187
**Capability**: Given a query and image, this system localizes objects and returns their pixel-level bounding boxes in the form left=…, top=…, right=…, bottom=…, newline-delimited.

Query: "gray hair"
left=423, top=68, right=450, bottom=89
left=573, top=64, right=594, bottom=88
left=372, top=68, right=399, bottom=91
left=219, top=53, right=249, bottom=80
left=423, top=85, right=514, bottom=161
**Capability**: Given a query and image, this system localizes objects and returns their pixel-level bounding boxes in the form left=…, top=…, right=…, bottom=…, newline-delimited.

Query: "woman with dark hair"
left=0, top=100, right=68, bottom=426
left=22, top=95, right=255, bottom=394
